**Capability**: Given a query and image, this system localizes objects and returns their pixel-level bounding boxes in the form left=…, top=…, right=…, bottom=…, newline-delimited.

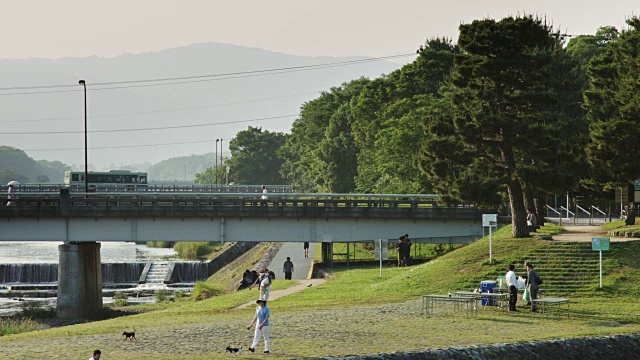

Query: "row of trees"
left=197, top=15, right=640, bottom=237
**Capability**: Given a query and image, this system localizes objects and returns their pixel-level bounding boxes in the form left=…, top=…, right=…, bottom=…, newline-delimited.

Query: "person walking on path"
left=89, top=349, right=101, bottom=360
left=247, top=298, right=271, bottom=354
left=303, top=242, right=309, bottom=258
left=283, top=257, right=294, bottom=280
left=506, top=264, right=518, bottom=311
left=249, top=268, right=272, bottom=300
left=261, top=185, right=268, bottom=207
left=526, top=262, right=542, bottom=312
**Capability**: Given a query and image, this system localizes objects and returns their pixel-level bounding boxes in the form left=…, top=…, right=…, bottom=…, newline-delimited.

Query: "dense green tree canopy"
left=226, top=126, right=288, bottom=185
left=280, top=78, right=369, bottom=192
left=585, top=17, right=640, bottom=190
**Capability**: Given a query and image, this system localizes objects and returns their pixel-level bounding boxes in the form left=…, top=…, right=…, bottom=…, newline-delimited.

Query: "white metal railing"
left=547, top=205, right=563, bottom=225
left=591, top=205, right=607, bottom=224
left=559, top=206, right=575, bottom=222
left=575, top=205, right=591, bottom=225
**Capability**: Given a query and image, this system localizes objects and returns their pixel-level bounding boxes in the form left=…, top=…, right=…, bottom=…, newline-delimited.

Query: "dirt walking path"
left=551, top=225, right=640, bottom=242
left=233, top=278, right=326, bottom=309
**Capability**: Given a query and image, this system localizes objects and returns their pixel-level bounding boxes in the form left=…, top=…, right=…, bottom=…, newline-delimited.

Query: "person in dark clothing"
left=526, top=262, right=541, bottom=312
left=283, top=257, right=294, bottom=280
left=397, top=236, right=406, bottom=267
left=403, top=234, right=412, bottom=266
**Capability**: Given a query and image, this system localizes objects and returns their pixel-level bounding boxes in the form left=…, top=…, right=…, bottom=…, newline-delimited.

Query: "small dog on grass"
left=122, top=328, right=136, bottom=341
left=225, top=345, right=243, bottom=355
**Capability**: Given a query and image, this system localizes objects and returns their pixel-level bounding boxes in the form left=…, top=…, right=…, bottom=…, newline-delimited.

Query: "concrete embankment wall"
left=313, top=334, right=640, bottom=360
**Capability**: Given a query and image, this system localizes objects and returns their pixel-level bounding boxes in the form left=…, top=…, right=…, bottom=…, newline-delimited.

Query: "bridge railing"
left=1, top=192, right=451, bottom=209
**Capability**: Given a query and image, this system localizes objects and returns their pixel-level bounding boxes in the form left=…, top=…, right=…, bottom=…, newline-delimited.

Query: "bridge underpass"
left=0, top=192, right=486, bottom=318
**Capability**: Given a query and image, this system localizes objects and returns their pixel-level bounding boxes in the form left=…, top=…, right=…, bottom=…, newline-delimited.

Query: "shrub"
left=155, top=290, right=167, bottom=303
left=0, top=318, right=47, bottom=336
left=174, top=290, right=188, bottom=298
left=191, top=282, right=223, bottom=301
left=147, top=241, right=174, bottom=248
left=113, top=293, right=129, bottom=307
left=174, top=242, right=214, bottom=260
left=20, top=301, right=55, bottom=319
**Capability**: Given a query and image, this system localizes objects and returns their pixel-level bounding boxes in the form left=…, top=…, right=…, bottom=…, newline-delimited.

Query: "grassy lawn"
left=1, top=223, right=640, bottom=359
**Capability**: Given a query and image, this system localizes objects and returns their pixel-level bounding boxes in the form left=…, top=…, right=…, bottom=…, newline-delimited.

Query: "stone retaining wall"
left=313, top=333, right=640, bottom=360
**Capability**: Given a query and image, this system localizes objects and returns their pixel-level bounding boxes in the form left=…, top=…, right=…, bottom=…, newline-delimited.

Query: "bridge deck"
left=1, top=193, right=482, bottom=220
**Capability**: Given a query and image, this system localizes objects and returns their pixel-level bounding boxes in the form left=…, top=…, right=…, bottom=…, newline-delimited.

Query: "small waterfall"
left=0, top=263, right=145, bottom=284
left=0, top=264, right=58, bottom=283
left=102, top=263, right=146, bottom=284
left=172, top=262, right=210, bottom=282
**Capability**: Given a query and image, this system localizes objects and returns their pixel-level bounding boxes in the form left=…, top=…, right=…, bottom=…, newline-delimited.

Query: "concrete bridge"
left=0, top=191, right=487, bottom=319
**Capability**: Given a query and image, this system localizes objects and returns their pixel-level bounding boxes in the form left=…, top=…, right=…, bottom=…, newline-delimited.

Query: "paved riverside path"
left=268, top=241, right=317, bottom=280
left=550, top=225, right=640, bottom=242
left=234, top=278, right=326, bottom=309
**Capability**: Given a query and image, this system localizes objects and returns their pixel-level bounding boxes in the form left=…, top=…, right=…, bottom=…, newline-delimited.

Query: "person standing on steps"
left=527, top=208, right=537, bottom=226
left=247, top=298, right=271, bottom=354
left=283, top=257, right=294, bottom=280
left=506, top=264, right=518, bottom=311
left=303, top=242, right=309, bottom=258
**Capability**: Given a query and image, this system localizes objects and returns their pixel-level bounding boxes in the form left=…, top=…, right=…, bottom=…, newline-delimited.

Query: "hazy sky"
left=2, top=0, right=638, bottom=60
left=1, top=1, right=638, bottom=171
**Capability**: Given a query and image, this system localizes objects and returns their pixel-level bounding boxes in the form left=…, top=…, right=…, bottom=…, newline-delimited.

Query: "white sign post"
left=374, top=239, right=389, bottom=278
left=482, top=214, right=498, bottom=263
left=592, top=237, right=610, bottom=288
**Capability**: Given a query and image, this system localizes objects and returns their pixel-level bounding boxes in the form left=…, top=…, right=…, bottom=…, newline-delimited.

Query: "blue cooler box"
left=480, top=280, right=497, bottom=306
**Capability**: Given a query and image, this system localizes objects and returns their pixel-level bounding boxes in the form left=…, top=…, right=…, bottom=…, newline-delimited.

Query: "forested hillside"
left=0, top=146, right=70, bottom=184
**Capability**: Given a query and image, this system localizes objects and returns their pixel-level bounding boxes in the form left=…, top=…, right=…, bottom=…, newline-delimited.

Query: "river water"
left=0, top=242, right=179, bottom=315
left=0, top=241, right=177, bottom=263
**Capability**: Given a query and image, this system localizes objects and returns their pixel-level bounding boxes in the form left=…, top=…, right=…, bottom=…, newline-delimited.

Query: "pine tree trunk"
left=507, top=180, right=529, bottom=238
left=536, top=193, right=546, bottom=226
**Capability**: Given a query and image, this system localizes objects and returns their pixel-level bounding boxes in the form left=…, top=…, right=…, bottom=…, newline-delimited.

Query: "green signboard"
left=592, top=237, right=610, bottom=251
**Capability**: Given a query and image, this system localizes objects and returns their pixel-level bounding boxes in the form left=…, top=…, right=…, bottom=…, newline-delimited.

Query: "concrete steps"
left=145, top=262, right=169, bottom=284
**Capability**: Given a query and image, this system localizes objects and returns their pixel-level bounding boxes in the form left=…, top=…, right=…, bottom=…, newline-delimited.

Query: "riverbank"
left=1, top=224, right=640, bottom=359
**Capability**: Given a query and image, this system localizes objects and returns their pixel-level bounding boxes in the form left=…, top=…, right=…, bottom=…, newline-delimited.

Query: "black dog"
left=225, top=345, right=243, bottom=355
left=122, top=328, right=136, bottom=341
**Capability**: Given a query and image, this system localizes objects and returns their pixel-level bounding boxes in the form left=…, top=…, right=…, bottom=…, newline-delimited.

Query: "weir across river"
left=0, top=191, right=488, bottom=319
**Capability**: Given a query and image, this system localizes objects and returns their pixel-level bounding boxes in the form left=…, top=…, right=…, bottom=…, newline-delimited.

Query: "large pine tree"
left=420, top=16, right=582, bottom=237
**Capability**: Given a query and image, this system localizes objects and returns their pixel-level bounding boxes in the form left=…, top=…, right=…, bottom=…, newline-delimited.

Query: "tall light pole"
left=79, top=80, right=88, bottom=193
left=215, top=138, right=219, bottom=185
left=219, top=138, right=224, bottom=183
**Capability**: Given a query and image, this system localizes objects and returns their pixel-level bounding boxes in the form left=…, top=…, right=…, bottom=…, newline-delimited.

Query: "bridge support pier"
left=57, top=242, right=103, bottom=319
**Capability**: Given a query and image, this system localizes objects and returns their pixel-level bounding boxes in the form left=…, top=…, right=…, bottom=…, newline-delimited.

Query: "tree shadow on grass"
left=477, top=317, right=535, bottom=325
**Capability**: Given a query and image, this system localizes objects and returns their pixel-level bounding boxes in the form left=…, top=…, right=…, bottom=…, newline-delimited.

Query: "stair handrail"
left=559, top=206, right=575, bottom=217
left=591, top=206, right=606, bottom=216
left=546, top=205, right=561, bottom=216
left=576, top=205, right=591, bottom=215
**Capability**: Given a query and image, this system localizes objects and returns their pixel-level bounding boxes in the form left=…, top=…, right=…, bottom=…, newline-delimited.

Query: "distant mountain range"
left=0, top=42, right=404, bottom=169
left=0, top=146, right=225, bottom=183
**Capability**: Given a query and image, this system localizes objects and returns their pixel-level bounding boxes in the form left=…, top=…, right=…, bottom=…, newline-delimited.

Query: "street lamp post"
left=79, top=80, right=88, bottom=193
left=215, top=138, right=219, bottom=185
left=219, top=138, right=224, bottom=183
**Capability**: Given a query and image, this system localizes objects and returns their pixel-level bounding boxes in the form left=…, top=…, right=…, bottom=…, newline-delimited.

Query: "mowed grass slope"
left=1, top=224, right=640, bottom=359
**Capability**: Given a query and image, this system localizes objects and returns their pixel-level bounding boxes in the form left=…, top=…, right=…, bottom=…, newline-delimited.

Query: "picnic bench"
left=422, top=295, right=478, bottom=318
left=454, top=291, right=509, bottom=312
left=531, top=297, right=570, bottom=318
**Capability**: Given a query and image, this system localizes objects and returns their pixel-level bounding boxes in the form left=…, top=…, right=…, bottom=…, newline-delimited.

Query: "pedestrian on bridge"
left=261, top=185, right=268, bottom=207
left=6, top=183, right=16, bottom=206
left=283, top=257, right=294, bottom=280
